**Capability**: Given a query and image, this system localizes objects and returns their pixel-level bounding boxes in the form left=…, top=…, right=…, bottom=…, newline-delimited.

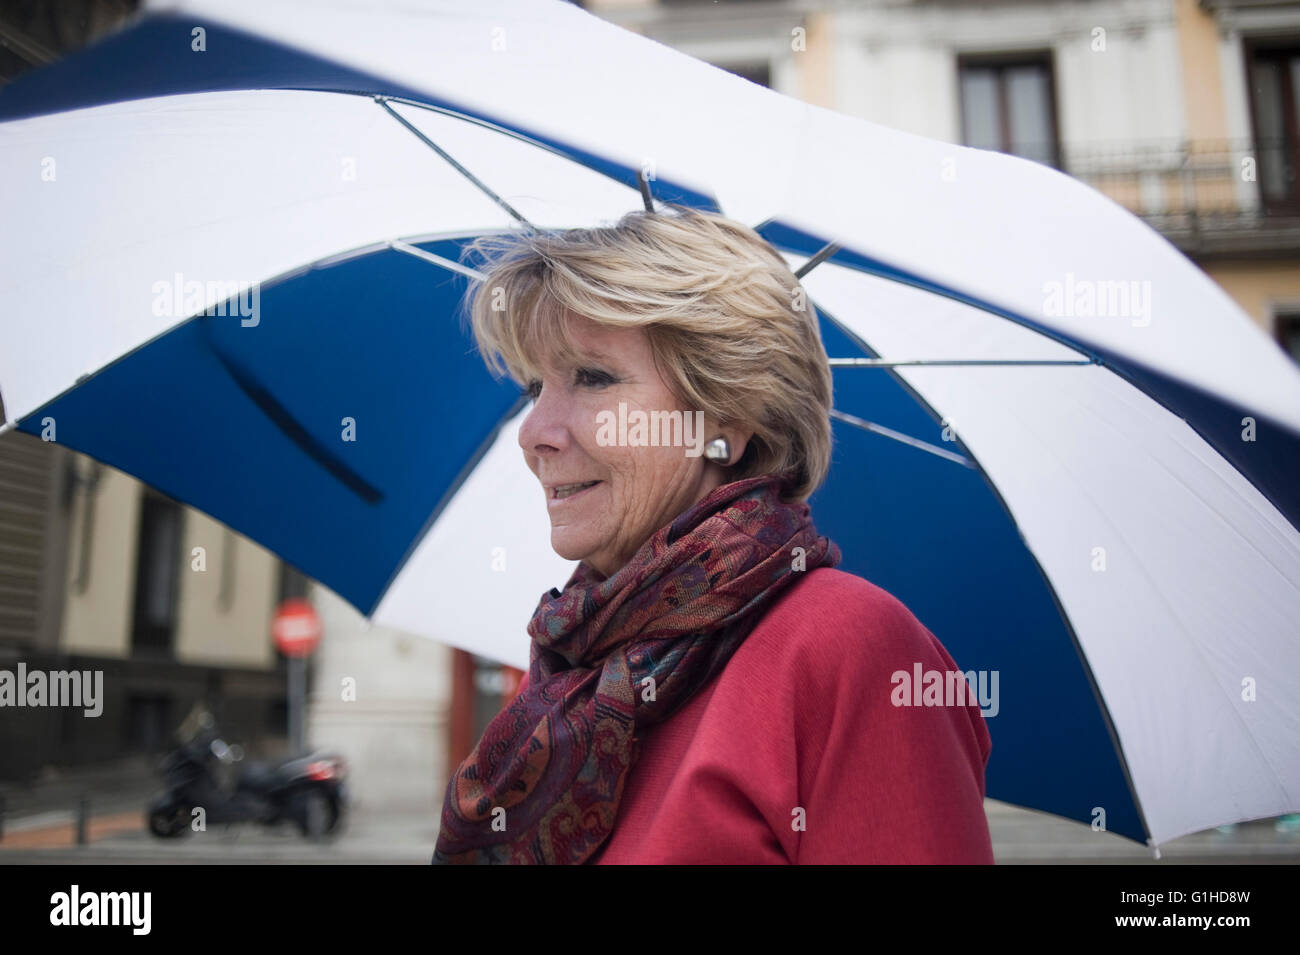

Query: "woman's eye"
left=575, top=368, right=615, bottom=388
left=525, top=370, right=613, bottom=398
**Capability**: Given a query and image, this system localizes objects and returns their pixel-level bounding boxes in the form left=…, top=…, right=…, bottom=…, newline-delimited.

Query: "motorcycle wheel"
left=147, top=803, right=190, bottom=838
left=294, top=789, right=338, bottom=840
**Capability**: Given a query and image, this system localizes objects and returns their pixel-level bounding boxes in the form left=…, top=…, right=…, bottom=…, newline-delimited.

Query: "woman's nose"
left=518, top=386, right=570, bottom=456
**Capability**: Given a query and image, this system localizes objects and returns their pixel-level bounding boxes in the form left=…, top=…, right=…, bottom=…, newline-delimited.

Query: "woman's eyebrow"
left=572, top=349, right=619, bottom=367
left=531, top=344, right=621, bottom=373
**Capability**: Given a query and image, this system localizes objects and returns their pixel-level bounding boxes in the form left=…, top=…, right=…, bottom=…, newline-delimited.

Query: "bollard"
left=76, top=793, right=89, bottom=845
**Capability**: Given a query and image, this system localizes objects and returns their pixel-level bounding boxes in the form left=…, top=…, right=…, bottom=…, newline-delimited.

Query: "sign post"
left=272, top=598, right=322, bottom=756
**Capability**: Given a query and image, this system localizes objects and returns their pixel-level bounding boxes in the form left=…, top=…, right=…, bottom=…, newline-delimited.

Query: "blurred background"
left=0, top=0, right=1297, bottom=862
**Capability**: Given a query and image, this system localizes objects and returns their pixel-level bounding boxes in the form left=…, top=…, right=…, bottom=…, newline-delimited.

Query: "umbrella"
left=1, top=0, right=1297, bottom=853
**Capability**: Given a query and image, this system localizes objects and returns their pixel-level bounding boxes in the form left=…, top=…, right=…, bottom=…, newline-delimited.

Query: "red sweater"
left=518, top=567, right=994, bottom=864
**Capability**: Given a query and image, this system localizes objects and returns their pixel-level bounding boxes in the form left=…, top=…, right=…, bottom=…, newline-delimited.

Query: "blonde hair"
left=459, top=204, right=834, bottom=501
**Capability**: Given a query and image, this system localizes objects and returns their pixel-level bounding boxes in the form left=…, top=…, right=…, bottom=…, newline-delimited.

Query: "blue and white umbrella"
left=1, top=0, right=1297, bottom=852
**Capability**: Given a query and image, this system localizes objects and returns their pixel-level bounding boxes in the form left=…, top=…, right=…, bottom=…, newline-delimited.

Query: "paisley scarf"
left=432, top=473, right=840, bottom=864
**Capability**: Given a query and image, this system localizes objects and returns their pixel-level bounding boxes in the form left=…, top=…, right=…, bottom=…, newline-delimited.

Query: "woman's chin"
left=550, top=529, right=596, bottom=564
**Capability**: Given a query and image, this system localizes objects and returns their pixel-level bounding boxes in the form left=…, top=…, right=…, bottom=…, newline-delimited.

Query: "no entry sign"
left=272, top=598, right=321, bottom=658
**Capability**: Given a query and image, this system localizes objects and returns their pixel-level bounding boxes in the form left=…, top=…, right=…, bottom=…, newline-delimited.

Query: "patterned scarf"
left=432, top=473, right=840, bottom=864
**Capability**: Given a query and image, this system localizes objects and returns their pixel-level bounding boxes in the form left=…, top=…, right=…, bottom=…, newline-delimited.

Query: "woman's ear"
left=702, top=423, right=753, bottom=467
left=722, top=427, right=753, bottom=467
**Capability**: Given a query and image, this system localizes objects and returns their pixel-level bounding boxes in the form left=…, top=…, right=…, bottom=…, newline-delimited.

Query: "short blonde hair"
left=459, top=204, right=834, bottom=501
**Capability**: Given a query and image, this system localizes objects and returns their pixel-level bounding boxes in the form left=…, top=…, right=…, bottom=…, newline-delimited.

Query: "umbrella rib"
left=829, top=408, right=974, bottom=467
left=210, top=349, right=384, bottom=505
left=374, top=96, right=535, bottom=232
left=389, top=240, right=487, bottom=282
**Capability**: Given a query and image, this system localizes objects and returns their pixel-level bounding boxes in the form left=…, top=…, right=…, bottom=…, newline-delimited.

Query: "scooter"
left=146, top=707, right=348, bottom=840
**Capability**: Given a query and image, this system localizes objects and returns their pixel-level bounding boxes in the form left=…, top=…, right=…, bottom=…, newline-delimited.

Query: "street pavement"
left=2, top=760, right=1298, bottom=864
left=983, top=798, right=1300, bottom=864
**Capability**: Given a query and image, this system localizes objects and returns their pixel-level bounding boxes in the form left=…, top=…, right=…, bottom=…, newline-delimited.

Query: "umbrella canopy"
left=1, top=0, right=1297, bottom=851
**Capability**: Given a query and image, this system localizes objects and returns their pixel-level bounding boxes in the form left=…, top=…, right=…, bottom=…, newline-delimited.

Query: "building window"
left=130, top=488, right=182, bottom=654
left=1276, top=310, right=1300, bottom=365
left=1245, top=41, right=1300, bottom=212
left=124, top=693, right=171, bottom=753
left=958, top=53, right=1060, bottom=168
left=266, top=698, right=288, bottom=736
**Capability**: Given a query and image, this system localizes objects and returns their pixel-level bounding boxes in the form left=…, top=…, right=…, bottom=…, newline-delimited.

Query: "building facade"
left=590, top=0, right=1300, bottom=362
left=0, top=434, right=297, bottom=781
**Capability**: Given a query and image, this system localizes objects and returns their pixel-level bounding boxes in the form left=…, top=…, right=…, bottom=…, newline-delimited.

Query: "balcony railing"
left=1057, top=138, right=1300, bottom=258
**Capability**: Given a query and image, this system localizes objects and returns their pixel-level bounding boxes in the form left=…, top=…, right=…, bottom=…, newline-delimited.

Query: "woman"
left=433, top=205, right=993, bottom=864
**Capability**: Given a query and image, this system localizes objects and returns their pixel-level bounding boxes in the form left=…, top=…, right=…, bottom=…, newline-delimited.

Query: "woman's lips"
left=548, top=480, right=602, bottom=508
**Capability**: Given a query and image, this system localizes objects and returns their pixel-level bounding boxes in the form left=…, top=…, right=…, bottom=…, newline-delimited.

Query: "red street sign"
left=273, top=599, right=321, bottom=658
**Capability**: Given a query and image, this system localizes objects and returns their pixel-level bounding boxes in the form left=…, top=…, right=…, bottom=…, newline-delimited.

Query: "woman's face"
left=518, top=314, right=736, bottom=578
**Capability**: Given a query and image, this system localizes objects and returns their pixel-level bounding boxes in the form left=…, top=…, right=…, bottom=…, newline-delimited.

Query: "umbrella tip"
left=636, top=169, right=655, bottom=213
left=793, top=241, right=841, bottom=280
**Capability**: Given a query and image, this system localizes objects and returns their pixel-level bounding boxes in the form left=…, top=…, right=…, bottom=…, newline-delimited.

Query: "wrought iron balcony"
left=1058, top=138, right=1300, bottom=260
